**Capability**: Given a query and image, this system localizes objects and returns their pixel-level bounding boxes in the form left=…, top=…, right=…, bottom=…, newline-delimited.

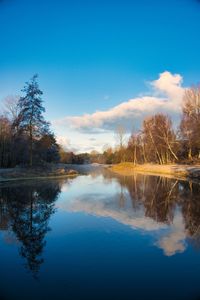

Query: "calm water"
left=0, top=167, right=200, bottom=300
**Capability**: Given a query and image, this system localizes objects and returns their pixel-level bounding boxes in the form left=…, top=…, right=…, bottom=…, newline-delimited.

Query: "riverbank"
left=109, top=163, right=200, bottom=180
left=0, top=165, right=79, bottom=182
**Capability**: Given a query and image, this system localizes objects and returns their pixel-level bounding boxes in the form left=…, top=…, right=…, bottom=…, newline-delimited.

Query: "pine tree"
left=17, top=75, right=48, bottom=166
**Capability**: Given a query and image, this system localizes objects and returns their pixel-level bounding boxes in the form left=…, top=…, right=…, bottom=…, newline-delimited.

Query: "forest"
left=0, top=75, right=200, bottom=168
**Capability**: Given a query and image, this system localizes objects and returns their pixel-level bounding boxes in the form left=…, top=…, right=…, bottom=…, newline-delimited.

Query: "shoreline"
left=1, top=163, right=200, bottom=182
left=0, top=173, right=79, bottom=183
left=0, top=164, right=104, bottom=183
left=0, top=165, right=79, bottom=183
left=108, top=163, right=200, bottom=180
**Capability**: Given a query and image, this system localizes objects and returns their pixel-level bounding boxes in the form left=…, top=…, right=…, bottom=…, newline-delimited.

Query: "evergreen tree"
left=17, top=74, right=48, bottom=166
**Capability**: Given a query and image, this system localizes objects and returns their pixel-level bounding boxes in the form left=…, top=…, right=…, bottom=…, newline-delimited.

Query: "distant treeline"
left=0, top=76, right=200, bottom=167
left=59, top=150, right=90, bottom=165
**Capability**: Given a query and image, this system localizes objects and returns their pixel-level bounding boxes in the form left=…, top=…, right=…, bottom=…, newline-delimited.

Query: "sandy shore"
left=109, top=163, right=200, bottom=180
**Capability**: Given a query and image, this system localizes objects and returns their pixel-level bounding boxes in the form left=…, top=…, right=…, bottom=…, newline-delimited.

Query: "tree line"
left=92, top=85, right=200, bottom=165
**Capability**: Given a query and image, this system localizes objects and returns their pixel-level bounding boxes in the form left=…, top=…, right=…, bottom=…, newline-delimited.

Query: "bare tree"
left=180, top=86, right=200, bottom=160
left=115, top=125, right=126, bottom=149
left=2, top=95, right=20, bottom=121
left=127, top=133, right=140, bottom=165
left=115, top=125, right=126, bottom=162
left=142, top=114, right=178, bottom=164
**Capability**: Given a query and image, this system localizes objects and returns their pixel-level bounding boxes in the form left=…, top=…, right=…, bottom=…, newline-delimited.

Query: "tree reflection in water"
left=103, top=170, right=200, bottom=246
left=0, top=180, right=62, bottom=278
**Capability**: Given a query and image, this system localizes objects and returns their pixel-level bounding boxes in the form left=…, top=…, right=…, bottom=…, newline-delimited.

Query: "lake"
left=0, top=167, right=200, bottom=300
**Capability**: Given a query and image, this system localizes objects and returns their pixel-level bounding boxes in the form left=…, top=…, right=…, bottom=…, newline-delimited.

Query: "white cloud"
left=151, top=71, right=184, bottom=101
left=56, top=131, right=114, bottom=153
left=53, top=71, right=185, bottom=133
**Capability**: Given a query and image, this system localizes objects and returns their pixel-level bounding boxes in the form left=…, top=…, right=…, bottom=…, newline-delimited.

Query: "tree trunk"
left=149, top=130, right=162, bottom=164
left=133, top=145, right=137, bottom=166
left=188, top=147, right=192, bottom=160
left=166, top=139, right=178, bottom=161
left=142, top=143, right=147, bottom=163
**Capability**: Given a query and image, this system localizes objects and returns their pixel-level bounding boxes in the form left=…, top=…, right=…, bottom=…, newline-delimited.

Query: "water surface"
left=0, top=168, right=200, bottom=300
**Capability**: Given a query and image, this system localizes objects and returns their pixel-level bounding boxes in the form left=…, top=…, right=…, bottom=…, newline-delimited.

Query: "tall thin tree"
left=17, top=75, right=47, bottom=166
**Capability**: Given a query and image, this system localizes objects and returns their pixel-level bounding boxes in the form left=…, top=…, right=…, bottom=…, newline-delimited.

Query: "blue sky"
left=0, top=0, right=200, bottom=152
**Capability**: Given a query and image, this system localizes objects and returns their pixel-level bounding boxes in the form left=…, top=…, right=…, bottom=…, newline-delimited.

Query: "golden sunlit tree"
left=180, top=86, right=200, bottom=160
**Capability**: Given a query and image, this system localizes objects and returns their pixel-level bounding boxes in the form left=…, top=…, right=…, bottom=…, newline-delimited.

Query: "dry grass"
left=109, top=163, right=200, bottom=179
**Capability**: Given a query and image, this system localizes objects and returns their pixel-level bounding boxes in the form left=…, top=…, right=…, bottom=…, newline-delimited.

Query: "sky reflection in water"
left=0, top=169, right=200, bottom=300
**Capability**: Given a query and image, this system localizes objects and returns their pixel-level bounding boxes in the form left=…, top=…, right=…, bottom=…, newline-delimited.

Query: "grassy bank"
left=109, top=163, right=200, bottom=180
left=0, top=165, right=79, bottom=182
